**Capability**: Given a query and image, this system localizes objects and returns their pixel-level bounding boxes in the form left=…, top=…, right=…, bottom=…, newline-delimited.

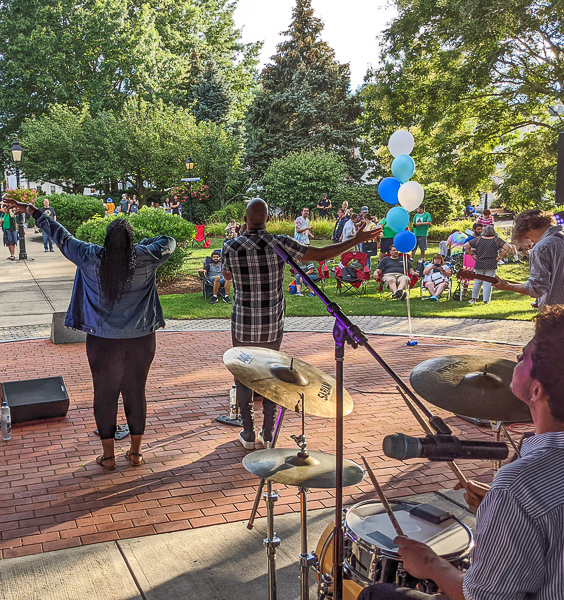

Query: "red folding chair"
left=317, top=261, right=330, bottom=289
left=454, top=253, right=475, bottom=300
left=193, top=224, right=210, bottom=248
left=335, top=252, right=370, bottom=295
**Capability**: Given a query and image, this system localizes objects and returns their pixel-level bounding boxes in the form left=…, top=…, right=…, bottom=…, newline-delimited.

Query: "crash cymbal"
left=223, top=347, right=353, bottom=418
left=243, top=448, right=364, bottom=488
left=410, top=355, right=531, bottom=423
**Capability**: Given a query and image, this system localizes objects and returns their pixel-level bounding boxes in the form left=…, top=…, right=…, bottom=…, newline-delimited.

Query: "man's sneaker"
left=257, top=430, right=272, bottom=448
left=401, top=291, right=408, bottom=301
left=307, top=292, right=315, bottom=297
left=429, top=295, right=438, bottom=302
left=239, top=430, right=256, bottom=450
left=468, top=298, right=477, bottom=305
left=223, top=295, right=231, bottom=303
left=392, top=290, right=402, bottom=299
left=295, top=292, right=304, bottom=297
left=210, top=296, right=219, bottom=304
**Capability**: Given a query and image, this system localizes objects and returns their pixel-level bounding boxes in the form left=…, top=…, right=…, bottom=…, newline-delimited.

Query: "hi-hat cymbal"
left=243, top=448, right=364, bottom=488
left=223, top=347, right=353, bottom=418
left=410, top=355, right=531, bottom=423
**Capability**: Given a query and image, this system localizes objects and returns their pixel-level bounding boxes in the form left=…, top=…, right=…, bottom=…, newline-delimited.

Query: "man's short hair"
left=532, top=306, right=564, bottom=421
left=302, top=207, right=309, bottom=212
left=211, top=249, right=221, bottom=257
left=419, top=204, right=425, bottom=211
left=350, top=212, right=358, bottom=221
left=513, top=209, right=556, bottom=243
left=473, top=222, right=483, bottom=231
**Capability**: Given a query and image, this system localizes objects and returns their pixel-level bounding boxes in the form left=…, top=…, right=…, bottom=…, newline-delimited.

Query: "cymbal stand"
left=490, top=421, right=502, bottom=474
left=264, top=479, right=280, bottom=600
left=248, top=406, right=286, bottom=530
left=273, top=245, right=455, bottom=600
left=292, top=394, right=318, bottom=600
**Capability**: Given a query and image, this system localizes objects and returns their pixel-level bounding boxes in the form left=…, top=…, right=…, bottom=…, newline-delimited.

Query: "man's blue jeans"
left=42, top=230, right=53, bottom=251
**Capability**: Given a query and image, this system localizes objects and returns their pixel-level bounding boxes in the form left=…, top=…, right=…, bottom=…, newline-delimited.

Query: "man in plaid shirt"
left=223, top=199, right=381, bottom=449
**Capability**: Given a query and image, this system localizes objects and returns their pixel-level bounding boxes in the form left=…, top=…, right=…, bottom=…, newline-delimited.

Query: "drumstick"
left=395, top=386, right=469, bottom=489
left=361, top=456, right=405, bottom=537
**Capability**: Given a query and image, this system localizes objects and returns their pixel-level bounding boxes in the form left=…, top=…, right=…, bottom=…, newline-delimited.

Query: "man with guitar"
left=493, top=210, right=564, bottom=308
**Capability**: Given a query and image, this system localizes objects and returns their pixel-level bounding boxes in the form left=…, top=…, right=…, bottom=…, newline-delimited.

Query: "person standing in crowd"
left=341, top=200, right=352, bottom=217
left=1, top=202, right=18, bottom=260
left=294, top=207, right=314, bottom=245
left=464, top=224, right=511, bottom=305
left=360, top=212, right=378, bottom=269
left=357, top=206, right=369, bottom=227
left=105, top=197, right=115, bottom=216
left=342, top=212, right=358, bottom=242
left=358, top=305, right=564, bottom=600
left=316, top=193, right=332, bottom=217
left=378, top=215, right=397, bottom=260
left=494, top=209, right=564, bottom=307
left=222, top=199, right=381, bottom=449
left=129, top=195, right=139, bottom=214
left=119, top=194, right=130, bottom=214
left=477, top=208, right=494, bottom=227
left=332, top=208, right=349, bottom=243
left=170, top=195, right=181, bottom=216
left=411, top=204, right=432, bottom=261
left=163, top=197, right=172, bottom=214
left=4, top=197, right=175, bottom=470
left=39, top=198, right=57, bottom=252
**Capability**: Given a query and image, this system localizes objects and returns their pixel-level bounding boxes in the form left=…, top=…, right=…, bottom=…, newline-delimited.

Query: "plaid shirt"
left=223, top=230, right=307, bottom=343
left=524, top=225, right=564, bottom=307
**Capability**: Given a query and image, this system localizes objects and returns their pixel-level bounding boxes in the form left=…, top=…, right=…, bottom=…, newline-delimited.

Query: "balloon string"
left=404, top=254, right=413, bottom=341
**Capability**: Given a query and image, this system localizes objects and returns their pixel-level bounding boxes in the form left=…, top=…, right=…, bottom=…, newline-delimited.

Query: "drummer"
left=222, top=198, right=381, bottom=450
left=359, top=304, right=564, bottom=600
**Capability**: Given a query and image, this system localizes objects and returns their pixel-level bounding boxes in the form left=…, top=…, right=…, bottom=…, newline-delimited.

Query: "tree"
left=361, top=0, right=564, bottom=206
left=261, top=149, right=348, bottom=215
left=247, top=0, right=361, bottom=177
left=193, top=61, right=234, bottom=124
left=0, top=0, right=261, bottom=136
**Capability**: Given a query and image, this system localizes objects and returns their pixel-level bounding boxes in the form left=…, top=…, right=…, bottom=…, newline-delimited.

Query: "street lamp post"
left=182, top=156, right=200, bottom=223
left=10, top=136, right=27, bottom=260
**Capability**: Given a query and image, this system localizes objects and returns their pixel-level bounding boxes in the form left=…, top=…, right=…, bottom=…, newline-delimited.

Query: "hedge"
left=76, top=207, right=195, bottom=281
left=34, top=194, right=105, bottom=235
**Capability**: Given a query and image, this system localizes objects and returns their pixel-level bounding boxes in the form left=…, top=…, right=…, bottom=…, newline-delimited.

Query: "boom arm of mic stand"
left=273, top=244, right=452, bottom=436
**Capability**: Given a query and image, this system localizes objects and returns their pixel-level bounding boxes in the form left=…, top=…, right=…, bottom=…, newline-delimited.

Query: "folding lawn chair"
left=335, top=252, right=370, bottom=296
left=420, top=262, right=452, bottom=301
left=193, top=224, right=210, bottom=248
left=199, top=255, right=226, bottom=300
left=453, top=253, right=475, bottom=301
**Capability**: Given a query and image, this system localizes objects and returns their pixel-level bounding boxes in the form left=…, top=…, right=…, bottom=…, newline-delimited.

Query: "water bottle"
left=1, top=400, right=11, bottom=441
left=229, top=385, right=237, bottom=420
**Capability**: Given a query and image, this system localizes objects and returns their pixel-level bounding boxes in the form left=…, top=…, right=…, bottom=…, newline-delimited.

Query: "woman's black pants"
left=86, top=333, right=156, bottom=440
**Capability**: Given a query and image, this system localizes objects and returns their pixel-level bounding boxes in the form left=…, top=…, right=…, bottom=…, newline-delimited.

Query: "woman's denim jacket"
left=35, top=212, right=176, bottom=338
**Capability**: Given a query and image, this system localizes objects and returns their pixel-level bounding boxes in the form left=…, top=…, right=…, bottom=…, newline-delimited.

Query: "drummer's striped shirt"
left=463, top=431, right=564, bottom=600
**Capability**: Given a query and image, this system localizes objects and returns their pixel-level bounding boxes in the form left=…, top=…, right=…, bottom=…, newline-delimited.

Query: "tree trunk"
left=136, top=172, right=145, bottom=203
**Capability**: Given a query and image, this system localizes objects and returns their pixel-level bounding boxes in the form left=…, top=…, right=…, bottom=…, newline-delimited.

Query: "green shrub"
left=76, top=207, right=195, bottom=281
left=35, top=194, right=105, bottom=235
left=266, top=219, right=295, bottom=236
left=428, top=219, right=473, bottom=241
left=205, top=222, right=228, bottom=237
left=333, top=186, right=390, bottom=220
left=208, top=202, right=247, bottom=223
left=421, top=183, right=465, bottom=224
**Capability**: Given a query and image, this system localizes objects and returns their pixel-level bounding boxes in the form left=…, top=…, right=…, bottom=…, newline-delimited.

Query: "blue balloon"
left=394, top=230, right=417, bottom=253
left=378, top=177, right=401, bottom=205
left=391, top=155, right=416, bottom=184
left=386, top=206, right=410, bottom=232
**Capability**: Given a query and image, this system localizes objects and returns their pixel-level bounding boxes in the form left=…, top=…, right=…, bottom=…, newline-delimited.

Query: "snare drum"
left=315, top=500, right=473, bottom=597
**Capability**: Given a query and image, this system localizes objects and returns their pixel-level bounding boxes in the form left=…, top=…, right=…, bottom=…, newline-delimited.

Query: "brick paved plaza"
left=0, top=331, right=521, bottom=560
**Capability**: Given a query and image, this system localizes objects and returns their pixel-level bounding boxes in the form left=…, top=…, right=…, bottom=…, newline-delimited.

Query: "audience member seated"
left=225, top=219, right=240, bottom=239
left=295, top=260, right=317, bottom=297
left=373, top=245, right=414, bottom=300
left=423, top=254, right=451, bottom=301
left=199, top=249, right=231, bottom=305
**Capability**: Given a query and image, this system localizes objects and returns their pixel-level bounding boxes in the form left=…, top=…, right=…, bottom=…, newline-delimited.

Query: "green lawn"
left=160, top=239, right=536, bottom=321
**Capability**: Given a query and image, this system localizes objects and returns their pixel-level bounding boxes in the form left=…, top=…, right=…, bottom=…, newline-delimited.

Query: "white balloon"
left=388, top=130, right=415, bottom=157
left=398, top=181, right=424, bottom=211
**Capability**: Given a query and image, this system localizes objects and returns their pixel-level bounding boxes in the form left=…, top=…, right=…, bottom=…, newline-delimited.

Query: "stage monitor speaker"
left=0, top=376, right=69, bottom=424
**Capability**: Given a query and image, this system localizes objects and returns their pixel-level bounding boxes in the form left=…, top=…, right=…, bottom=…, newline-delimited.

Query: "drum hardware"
left=273, top=244, right=456, bottom=600
left=264, top=479, right=281, bottom=600
left=248, top=406, right=286, bottom=531
left=396, top=385, right=469, bottom=487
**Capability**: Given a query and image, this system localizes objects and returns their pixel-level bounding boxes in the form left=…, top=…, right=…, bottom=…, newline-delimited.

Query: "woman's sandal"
left=125, top=450, right=144, bottom=466
left=96, top=455, right=116, bottom=470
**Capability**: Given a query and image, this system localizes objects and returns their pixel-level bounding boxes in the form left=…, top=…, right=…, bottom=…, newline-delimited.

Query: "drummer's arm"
left=395, top=536, right=465, bottom=600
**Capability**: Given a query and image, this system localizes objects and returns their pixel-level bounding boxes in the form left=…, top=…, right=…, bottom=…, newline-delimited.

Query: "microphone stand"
left=273, top=245, right=452, bottom=600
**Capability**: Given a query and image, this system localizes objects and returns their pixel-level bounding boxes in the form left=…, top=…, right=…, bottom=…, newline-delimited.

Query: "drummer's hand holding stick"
left=395, top=386, right=468, bottom=489
left=453, top=480, right=490, bottom=515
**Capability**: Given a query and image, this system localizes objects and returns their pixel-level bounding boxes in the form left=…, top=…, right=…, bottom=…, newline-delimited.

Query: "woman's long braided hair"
left=98, top=219, right=136, bottom=308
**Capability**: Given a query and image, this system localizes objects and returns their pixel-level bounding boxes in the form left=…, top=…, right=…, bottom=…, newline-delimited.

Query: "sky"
left=233, top=0, right=397, bottom=90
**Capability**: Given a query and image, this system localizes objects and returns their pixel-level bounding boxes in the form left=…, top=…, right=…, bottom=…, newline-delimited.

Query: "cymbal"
left=409, top=355, right=531, bottom=423
left=223, top=347, right=353, bottom=418
left=243, top=448, right=364, bottom=488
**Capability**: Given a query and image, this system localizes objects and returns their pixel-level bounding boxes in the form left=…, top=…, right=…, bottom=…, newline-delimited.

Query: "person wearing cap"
left=105, top=198, right=115, bottom=216
left=316, top=193, right=332, bottom=217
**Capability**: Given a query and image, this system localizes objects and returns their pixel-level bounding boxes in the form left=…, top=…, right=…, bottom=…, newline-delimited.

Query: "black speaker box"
left=0, top=376, right=69, bottom=424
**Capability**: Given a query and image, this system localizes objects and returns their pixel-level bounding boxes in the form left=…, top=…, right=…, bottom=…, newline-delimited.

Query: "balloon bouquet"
left=377, top=130, right=425, bottom=346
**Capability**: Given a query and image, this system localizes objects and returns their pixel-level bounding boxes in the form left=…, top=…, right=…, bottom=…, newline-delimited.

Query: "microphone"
left=383, top=433, right=509, bottom=461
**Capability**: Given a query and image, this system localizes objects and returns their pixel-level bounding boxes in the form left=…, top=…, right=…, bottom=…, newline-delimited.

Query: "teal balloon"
left=378, top=177, right=401, bottom=205
left=394, top=230, right=417, bottom=253
left=386, top=206, right=410, bottom=232
left=391, top=155, right=416, bottom=184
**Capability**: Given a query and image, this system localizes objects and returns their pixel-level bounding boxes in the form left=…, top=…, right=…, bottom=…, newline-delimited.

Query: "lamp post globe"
left=10, top=136, right=27, bottom=260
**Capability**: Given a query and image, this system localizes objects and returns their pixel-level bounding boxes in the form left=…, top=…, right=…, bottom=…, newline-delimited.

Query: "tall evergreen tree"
left=247, top=0, right=361, bottom=177
left=193, top=61, right=234, bottom=124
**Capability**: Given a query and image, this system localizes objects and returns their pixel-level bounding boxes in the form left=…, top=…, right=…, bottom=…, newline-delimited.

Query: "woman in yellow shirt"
left=105, top=198, right=115, bottom=216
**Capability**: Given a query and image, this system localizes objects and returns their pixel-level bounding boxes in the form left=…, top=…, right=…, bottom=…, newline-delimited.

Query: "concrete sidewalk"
left=0, top=492, right=474, bottom=600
